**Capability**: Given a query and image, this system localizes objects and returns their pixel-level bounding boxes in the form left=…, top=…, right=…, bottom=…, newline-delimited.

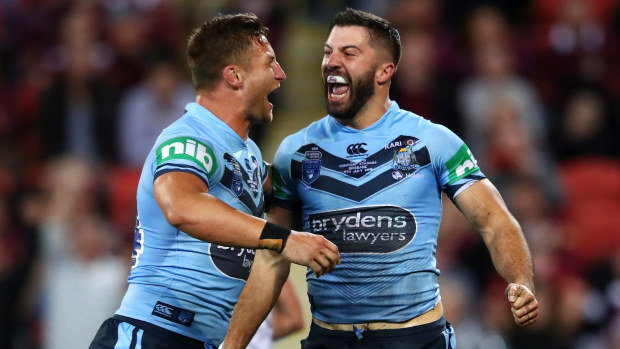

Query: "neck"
left=195, top=91, right=250, bottom=140
left=336, top=93, right=392, bottom=130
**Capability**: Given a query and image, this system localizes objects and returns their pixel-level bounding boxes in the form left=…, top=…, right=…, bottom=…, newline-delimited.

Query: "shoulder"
left=390, top=105, right=460, bottom=146
left=279, top=116, right=331, bottom=151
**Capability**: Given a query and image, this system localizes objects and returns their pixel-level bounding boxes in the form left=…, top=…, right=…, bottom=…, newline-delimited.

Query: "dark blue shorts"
left=89, top=315, right=215, bottom=349
left=301, top=317, right=456, bottom=349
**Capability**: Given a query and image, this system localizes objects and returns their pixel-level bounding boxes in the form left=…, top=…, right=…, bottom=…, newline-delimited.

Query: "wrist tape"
left=258, top=222, right=291, bottom=253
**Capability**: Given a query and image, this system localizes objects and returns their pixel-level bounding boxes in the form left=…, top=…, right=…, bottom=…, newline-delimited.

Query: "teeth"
left=327, top=75, right=347, bottom=84
left=330, top=92, right=346, bottom=99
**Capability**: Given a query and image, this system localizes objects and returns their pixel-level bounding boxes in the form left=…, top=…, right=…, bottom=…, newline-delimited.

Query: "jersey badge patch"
left=227, top=158, right=244, bottom=197
left=302, top=150, right=322, bottom=185
left=391, top=139, right=420, bottom=171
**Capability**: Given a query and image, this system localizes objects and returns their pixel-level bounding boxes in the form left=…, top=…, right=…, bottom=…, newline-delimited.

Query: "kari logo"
left=156, top=137, right=218, bottom=176
left=308, top=205, right=416, bottom=253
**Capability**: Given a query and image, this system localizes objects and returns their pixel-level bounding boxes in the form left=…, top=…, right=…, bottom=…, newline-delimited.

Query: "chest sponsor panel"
left=209, top=245, right=255, bottom=280
left=292, top=136, right=431, bottom=202
left=307, top=205, right=416, bottom=253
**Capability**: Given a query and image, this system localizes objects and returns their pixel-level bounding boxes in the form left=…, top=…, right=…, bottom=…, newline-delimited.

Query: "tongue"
left=332, top=84, right=349, bottom=95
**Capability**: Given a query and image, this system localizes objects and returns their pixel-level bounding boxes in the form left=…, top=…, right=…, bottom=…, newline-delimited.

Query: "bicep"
left=153, top=171, right=209, bottom=222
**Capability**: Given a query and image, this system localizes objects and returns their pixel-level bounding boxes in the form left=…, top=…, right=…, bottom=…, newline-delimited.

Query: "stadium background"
left=0, top=0, right=619, bottom=348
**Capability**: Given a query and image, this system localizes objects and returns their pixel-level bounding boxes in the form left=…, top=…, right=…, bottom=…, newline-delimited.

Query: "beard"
left=324, top=67, right=375, bottom=121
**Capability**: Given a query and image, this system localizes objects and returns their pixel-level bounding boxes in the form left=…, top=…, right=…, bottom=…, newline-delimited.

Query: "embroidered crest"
left=302, top=150, right=322, bottom=185
left=229, top=159, right=244, bottom=197
left=391, top=139, right=420, bottom=171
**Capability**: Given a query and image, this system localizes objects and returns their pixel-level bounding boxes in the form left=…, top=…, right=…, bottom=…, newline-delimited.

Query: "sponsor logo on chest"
left=307, top=205, right=417, bottom=253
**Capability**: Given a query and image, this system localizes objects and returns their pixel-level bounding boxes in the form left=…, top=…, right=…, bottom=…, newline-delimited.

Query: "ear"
left=376, top=62, right=395, bottom=85
left=222, top=65, right=243, bottom=89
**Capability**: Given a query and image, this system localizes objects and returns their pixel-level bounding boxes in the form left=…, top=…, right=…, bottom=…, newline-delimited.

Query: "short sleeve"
left=153, top=135, right=220, bottom=187
left=428, top=124, right=485, bottom=201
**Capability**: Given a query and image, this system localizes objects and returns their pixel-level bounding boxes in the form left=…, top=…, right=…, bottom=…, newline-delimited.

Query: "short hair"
left=187, top=13, right=269, bottom=91
left=329, top=8, right=401, bottom=67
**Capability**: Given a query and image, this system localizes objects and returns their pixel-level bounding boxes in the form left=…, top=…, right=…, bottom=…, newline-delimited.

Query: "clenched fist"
left=505, top=283, right=538, bottom=326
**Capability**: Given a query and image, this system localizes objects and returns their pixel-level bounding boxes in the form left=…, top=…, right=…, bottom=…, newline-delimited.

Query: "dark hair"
left=187, top=13, right=269, bottom=91
left=330, top=8, right=401, bottom=67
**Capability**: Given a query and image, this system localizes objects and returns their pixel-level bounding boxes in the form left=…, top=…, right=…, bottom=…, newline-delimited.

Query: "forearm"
left=224, top=251, right=290, bottom=348
left=154, top=172, right=279, bottom=249
left=170, top=192, right=267, bottom=248
left=456, top=179, right=535, bottom=291
left=482, top=218, right=535, bottom=292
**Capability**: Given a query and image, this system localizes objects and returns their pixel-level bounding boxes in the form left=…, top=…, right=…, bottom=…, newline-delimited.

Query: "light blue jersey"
left=273, top=101, right=484, bottom=324
left=115, top=103, right=266, bottom=347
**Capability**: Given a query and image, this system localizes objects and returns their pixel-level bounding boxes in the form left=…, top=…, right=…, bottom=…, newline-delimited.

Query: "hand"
left=505, top=283, right=538, bottom=326
left=281, top=231, right=340, bottom=277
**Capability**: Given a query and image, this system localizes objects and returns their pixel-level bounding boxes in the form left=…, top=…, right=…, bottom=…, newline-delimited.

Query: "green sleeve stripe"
left=446, top=144, right=480, bottom=185
left=156, top=136, right=218, bottom=177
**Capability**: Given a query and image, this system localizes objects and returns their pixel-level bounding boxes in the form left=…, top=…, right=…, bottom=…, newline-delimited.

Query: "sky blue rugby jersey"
left=272, top=101, right=485, bottom=324
left=115, top=103, right=266, bottom=346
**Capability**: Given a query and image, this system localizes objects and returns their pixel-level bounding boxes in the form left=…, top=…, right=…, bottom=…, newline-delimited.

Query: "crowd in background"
left=0, top=0, right=618, bottom=348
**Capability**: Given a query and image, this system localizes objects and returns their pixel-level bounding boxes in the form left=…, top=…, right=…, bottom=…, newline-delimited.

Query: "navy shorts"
left=89, top=315, right=215, bottom=349
left=301, top=317, right=456, bottom=349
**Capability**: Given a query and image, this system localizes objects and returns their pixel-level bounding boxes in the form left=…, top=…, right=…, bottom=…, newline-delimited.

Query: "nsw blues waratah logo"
left=302, top=150, right=322, bottom=185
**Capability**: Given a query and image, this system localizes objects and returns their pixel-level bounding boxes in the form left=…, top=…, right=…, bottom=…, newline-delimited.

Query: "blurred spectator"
left=0, top=175, right=38, bottom=349
left=551, top=87, right=619, bottom=162
left=117, top=57, right=193, bottom=167
left=390, top=29, right=463, bottom=134
left=38, top=3, right=119, bottom=164
left=36, top=157, right=127, bottom=349
left=479, top=95, right=559, bottom=200
left=503, top=175, right=563, bottom=280
left=101, top=0, right=185, bottom=90
left=458, top=10, right=547, bottom=158
left=530, top=0, right=618, bottom=105
left=387, top=0, right=464, bottom=78
left=558, top=157, right=620, bottom=271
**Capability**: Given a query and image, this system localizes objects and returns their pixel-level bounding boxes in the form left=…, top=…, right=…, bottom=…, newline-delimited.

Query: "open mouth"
left=327, top=75, right=350, bottom=100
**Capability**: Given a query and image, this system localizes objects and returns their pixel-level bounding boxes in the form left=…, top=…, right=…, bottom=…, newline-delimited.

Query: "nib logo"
left=156, top=137, right=218, bottom=176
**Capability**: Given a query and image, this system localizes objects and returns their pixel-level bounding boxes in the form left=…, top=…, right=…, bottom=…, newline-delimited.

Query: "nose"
left=323, top=51, right=342, bottom=70
left=274, top=62, right=286, bottom=81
